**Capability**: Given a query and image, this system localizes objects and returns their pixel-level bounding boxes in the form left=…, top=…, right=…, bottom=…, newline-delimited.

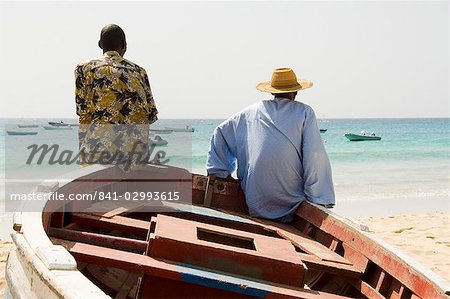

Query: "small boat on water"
left=42, top=125, right=72, bottom=130
left=48, top=121, right=69, bottom=127
left=320, top=129, right=327, bottom=133
left=5, top=164, right=449, bottom=298
left=164, top=126, right=195, bottom=132
left=149, top=128, right=173, bottom=134
left=17, top=124, right=39, bottom=128
left=6, top=131, right=38, bottom=136
left=345, top=131, right=381, bottom=141
left=149, top=135, right=168, bottom=146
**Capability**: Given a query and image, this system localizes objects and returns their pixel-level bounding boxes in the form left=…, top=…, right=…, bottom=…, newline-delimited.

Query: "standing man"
left=206, top=68, right=335, bottom=222
left=75, top=24, right=158, bottom=168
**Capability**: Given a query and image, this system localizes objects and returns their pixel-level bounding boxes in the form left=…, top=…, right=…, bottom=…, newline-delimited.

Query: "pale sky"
left=0, top=1, right=448, bottom=119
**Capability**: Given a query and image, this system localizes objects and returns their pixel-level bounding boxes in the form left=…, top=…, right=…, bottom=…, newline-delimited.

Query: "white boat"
left=6, top=131, right=38, bottom=136
left=149, top=129, right=173, bottom=134
left=42, top=126, right=72, bottom=130
left=164, top=126, right=195, bottom=132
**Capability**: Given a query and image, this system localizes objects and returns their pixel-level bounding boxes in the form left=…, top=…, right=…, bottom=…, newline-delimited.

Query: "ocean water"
left=0, top=118, right=449, bottom=209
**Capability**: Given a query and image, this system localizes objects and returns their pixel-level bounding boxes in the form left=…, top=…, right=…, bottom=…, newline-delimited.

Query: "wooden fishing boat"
left=6, top=131, right=38, bottom=136
left=344, top=132, right=381, bottom=141
left=6, top=165, right=449, bottom=299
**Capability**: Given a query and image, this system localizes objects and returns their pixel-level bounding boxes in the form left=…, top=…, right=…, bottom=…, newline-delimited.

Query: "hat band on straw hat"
left=271, top=81, right=301, bottom=88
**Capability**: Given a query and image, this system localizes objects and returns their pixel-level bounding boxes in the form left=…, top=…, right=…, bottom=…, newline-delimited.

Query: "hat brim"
left=256, top=79, right=313, bottom=94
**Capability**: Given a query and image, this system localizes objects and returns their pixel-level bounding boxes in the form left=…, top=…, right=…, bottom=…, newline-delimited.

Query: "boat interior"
left=40, top=165, right=447, bottom=299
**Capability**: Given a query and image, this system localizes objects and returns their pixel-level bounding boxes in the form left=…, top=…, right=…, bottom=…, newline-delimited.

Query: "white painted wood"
left=35, top=245, right=77, bottom=270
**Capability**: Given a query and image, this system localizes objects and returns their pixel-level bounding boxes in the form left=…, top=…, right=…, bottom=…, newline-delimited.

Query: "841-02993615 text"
left=10, top=191, right=180, bottom=201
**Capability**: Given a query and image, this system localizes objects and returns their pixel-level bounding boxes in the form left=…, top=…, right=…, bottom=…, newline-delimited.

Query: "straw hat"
left=256, top=68, right=313, bottom=94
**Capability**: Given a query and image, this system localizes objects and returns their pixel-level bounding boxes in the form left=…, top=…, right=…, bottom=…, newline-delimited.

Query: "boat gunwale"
left=6, top=164, right=450, bottom=298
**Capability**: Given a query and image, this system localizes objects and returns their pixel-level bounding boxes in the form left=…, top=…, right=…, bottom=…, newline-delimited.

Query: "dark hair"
left=99, top=24, right=126, bottom=51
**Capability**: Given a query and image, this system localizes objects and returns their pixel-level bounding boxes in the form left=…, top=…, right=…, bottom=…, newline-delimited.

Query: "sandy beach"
left=0, top=240, right=12, bottom=297
left=357, top=212, right=450, bottom=282
left=0, top=211, right=448, bottom=296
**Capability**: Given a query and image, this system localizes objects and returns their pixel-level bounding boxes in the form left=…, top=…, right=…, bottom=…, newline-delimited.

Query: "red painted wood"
left=350, top=280, right=385, bottom=299
left=71, top=213, right=150, bottom=238
left=295, top=202, right=448, bottom=298
left=48, top=227, right=147, bottom=252
left=296, top=253, right=361, bottom=278
left=53, top=239, right=351, bottom=299
left=138, top=275, right=253, bottom=299
left=148, top=215, right=306, bottom=287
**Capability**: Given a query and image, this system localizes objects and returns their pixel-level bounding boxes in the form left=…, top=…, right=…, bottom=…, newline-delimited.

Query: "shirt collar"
left=274, top=96, right=291, bottom=101
left=103, top=50, right=122, bottom=57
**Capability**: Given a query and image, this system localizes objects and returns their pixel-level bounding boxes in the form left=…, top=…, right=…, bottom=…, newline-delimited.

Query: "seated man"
left=206, top=68, right=335, bottom=222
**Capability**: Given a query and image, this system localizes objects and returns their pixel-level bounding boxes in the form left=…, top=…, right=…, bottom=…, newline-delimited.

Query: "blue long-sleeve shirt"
left=206, top=97, right=335, bottom=221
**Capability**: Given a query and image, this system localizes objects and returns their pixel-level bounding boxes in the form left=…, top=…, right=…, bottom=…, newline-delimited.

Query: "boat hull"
left=344, top=133, right=381, bottom=141
left=6, top=165, right=449, bottom=299
left=42, top=126, right=72, bottom=130
left=164, top=127, right=195, bottom=132
left=6, top=131, right=38, bottom=136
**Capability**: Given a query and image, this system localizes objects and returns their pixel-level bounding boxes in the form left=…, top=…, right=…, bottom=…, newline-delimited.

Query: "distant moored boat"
left=43, top=126, right=72, bottom=130
left=149, top=129, right=173, bottom=134
left=320, top=129, right=327, bottom=133
left=7, top=131, right=38, bottom=136
left=17, top=125, right=39, bottom=128
left=164, top=126, right=195, bottom=132
left=48, top=121, right=69, bottom=127
left=344, top=132, right=381, bottom=141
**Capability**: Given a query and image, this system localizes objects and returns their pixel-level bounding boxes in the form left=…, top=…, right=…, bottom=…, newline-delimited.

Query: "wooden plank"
left=49, top=227, right=147, bottom=252
left=71, top=213, right=149, bottom=238
left=148, top=215, right=306, bottom=287
left=295, top=202, right=448, bottom=299
left=350, top=280, right=385, bottom=299
left=342, top=242, right=370, bottom=273
left=277, top=228, right=353, bottom=266
left=53, top=239, right=350, bottom=299
left=115, top=273, right=140, bottom=299
left=296, top=253, right=361, bottom=278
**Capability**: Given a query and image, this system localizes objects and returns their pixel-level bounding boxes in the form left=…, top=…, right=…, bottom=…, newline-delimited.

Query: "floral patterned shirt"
left=74, top=51, right=158, bottom=169
left=75, top=50, right=158, bottom=124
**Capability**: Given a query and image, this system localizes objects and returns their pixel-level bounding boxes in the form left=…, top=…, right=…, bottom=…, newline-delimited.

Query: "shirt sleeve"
left=302, top=107, right=335, bottom=206
left=74, top=65, right=88, bottom=118
left=206, top=123, right=237, bottom=178
left=142, top=69, right=158, bottom=124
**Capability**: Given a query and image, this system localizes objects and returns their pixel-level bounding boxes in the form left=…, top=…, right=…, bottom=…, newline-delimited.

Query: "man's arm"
left=302, top=107, right=335, bottom=207
left=206, top=125, right=237, bottom=178
left=142, top=69, right=158, bottom=124
left=74, top=65, right=89, bottom=119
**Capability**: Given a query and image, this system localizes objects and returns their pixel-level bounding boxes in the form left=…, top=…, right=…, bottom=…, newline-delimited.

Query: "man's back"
left=207, top=97, right=334, bottom=221
left=75, top=51, right=157, bottom=125
left=74, top=25, right=158, bottom=169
